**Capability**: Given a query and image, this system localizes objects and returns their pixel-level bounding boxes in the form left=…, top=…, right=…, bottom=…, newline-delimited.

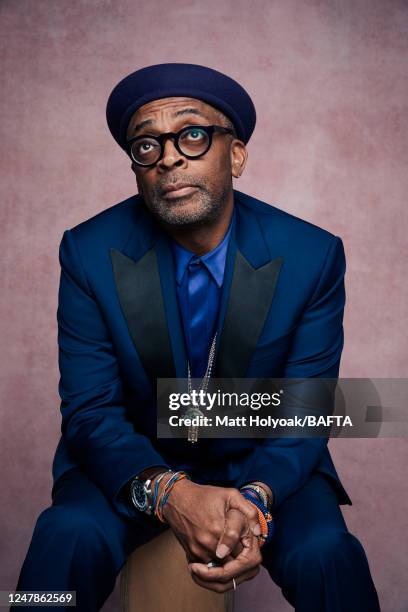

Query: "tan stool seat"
left=120, top=528, right=234, bottom=612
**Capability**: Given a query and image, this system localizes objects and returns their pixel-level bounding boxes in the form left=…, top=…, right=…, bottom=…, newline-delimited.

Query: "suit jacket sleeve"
left=237, top=235, right=346, bottom=511
left=57, top=228, right=169, bottom=519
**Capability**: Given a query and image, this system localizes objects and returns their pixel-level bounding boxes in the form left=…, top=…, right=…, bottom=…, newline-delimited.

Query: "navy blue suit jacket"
left=52, top=189, right=352, bottom=519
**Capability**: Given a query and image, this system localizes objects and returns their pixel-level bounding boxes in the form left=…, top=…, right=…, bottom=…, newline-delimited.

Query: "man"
left=16, top=63, right=380, bottom=611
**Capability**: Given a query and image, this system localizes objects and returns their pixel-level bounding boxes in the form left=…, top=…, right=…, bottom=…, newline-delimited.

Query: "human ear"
left=230, top=140, right=248, bottom=178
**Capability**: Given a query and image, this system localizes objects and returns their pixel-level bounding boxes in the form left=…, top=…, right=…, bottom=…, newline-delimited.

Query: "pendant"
left=185, top=333, right=217, bottom=444
left=184, top=402, right=205, bottom=443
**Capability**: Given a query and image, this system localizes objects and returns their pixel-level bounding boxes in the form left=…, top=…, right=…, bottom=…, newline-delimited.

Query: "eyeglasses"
left=127, top=124, right=234, bottom=167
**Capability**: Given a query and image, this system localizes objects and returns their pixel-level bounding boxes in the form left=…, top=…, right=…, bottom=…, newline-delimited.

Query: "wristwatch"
left=129, top=467, right=171, bottom=515
left=130, top=476, right=155, bottom=515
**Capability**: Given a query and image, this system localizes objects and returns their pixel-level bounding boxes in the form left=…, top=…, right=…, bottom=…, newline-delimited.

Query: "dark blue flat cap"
left=106, top=63, right=256, bottom=152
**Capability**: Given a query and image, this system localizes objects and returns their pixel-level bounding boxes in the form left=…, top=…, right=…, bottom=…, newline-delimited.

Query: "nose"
left=157, top=137, right=186, bottom=171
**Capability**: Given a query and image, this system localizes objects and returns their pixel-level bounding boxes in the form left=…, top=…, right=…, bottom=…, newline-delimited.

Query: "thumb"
left=216, top=508, right=257, bottom=560
left=227, top=491, right=261, bottom=538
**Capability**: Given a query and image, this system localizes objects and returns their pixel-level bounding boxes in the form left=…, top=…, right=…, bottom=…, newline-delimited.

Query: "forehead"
left=127, top=97, right=220, bottom=137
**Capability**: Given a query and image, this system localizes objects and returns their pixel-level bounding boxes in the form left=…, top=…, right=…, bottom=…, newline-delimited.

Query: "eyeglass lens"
left=131, top=127, right=210, bottom=165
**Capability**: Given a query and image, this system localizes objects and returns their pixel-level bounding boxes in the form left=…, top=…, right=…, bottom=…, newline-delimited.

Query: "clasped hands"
left=159, top=477, right=264, bottom=593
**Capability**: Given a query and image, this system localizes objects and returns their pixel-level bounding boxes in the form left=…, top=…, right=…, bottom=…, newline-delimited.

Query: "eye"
left=185, top=127, right=206, bottom=139
left=134, top=139, right=160, bottom=156
left=179, top=127, right=208, bottom=147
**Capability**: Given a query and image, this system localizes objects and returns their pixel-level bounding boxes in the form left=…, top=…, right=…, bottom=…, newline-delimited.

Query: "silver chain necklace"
left=185, top=332, right=217, bottom=443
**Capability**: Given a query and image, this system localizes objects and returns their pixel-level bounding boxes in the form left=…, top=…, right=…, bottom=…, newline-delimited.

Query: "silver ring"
left=207, top=561, right=220, bottom=568
left=232, top=577, right=237, bottom=591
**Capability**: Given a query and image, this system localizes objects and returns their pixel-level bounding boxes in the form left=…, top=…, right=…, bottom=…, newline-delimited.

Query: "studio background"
left=1, top=1, right=407, bottom=610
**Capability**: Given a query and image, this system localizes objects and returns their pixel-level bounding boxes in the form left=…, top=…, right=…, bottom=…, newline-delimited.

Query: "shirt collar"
left=171, top=208, right=235, bottom=288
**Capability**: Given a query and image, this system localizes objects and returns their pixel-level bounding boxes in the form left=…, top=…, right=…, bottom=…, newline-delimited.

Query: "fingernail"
left=216, top=544, right=230, bottom=559
left=253, top=524, right=261, bottom=536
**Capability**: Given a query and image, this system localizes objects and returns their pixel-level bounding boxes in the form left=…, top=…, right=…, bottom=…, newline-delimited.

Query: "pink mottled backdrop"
left=1, top=1, right=407, bottom=610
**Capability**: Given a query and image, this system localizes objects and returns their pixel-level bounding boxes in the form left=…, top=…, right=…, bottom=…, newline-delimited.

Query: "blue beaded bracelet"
left=241, top=490, right=274, bottom=545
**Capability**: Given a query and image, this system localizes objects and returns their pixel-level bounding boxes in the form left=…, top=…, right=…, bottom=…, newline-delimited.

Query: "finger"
left=227, top=491, right=261, bottom=537
left=190, top=534, right=261, bottom=583
left=206, top=551, right=242, bottom=568
left=215, top=508, right=250, bottom=560
left=175, top=535, right=206, bottom=564
left=184, top=543, right=214, bottom=564
left=231, top=539, right=244, bottom=558
left=190, top=564, right=260, bottom=593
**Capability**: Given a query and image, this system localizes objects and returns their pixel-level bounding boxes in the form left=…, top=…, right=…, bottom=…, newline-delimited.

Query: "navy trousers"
left=15, top=469, right=380, bottom=612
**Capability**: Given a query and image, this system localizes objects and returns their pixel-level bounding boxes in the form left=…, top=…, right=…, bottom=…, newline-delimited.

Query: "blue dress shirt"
left=171, top=211, right=235, bottom=378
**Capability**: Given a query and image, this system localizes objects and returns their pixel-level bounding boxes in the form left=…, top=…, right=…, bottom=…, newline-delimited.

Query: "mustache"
left=154, top=175, right=208, bottom=196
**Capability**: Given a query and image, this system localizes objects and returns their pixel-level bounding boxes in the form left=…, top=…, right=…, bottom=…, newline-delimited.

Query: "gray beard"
left=142, top=178, right=231, bottom=228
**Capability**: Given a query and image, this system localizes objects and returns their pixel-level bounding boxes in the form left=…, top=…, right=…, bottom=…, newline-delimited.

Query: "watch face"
left=131, top=479, right=148, bottom=512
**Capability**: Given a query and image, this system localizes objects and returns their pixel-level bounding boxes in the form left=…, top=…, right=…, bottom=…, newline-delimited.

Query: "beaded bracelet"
left=240, top=484, right=269, bottom=509
left=241, top=490, right=274, bottom=547
left=240, top=486, right=265, bottom=507
left=155, top=471, right=191, bottom=523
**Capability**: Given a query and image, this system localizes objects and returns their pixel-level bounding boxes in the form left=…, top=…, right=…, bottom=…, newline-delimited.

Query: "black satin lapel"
left=215, top=250, right=283, bottom=378
left=109, top=247, right=176, bottom=382
left=154, top=233, right=189, bottom=379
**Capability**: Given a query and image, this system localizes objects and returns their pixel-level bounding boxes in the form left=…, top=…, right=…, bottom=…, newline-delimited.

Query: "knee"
left=292, top=530, right=367, bottom=571
left=35, top=505, right=110, bottom=551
